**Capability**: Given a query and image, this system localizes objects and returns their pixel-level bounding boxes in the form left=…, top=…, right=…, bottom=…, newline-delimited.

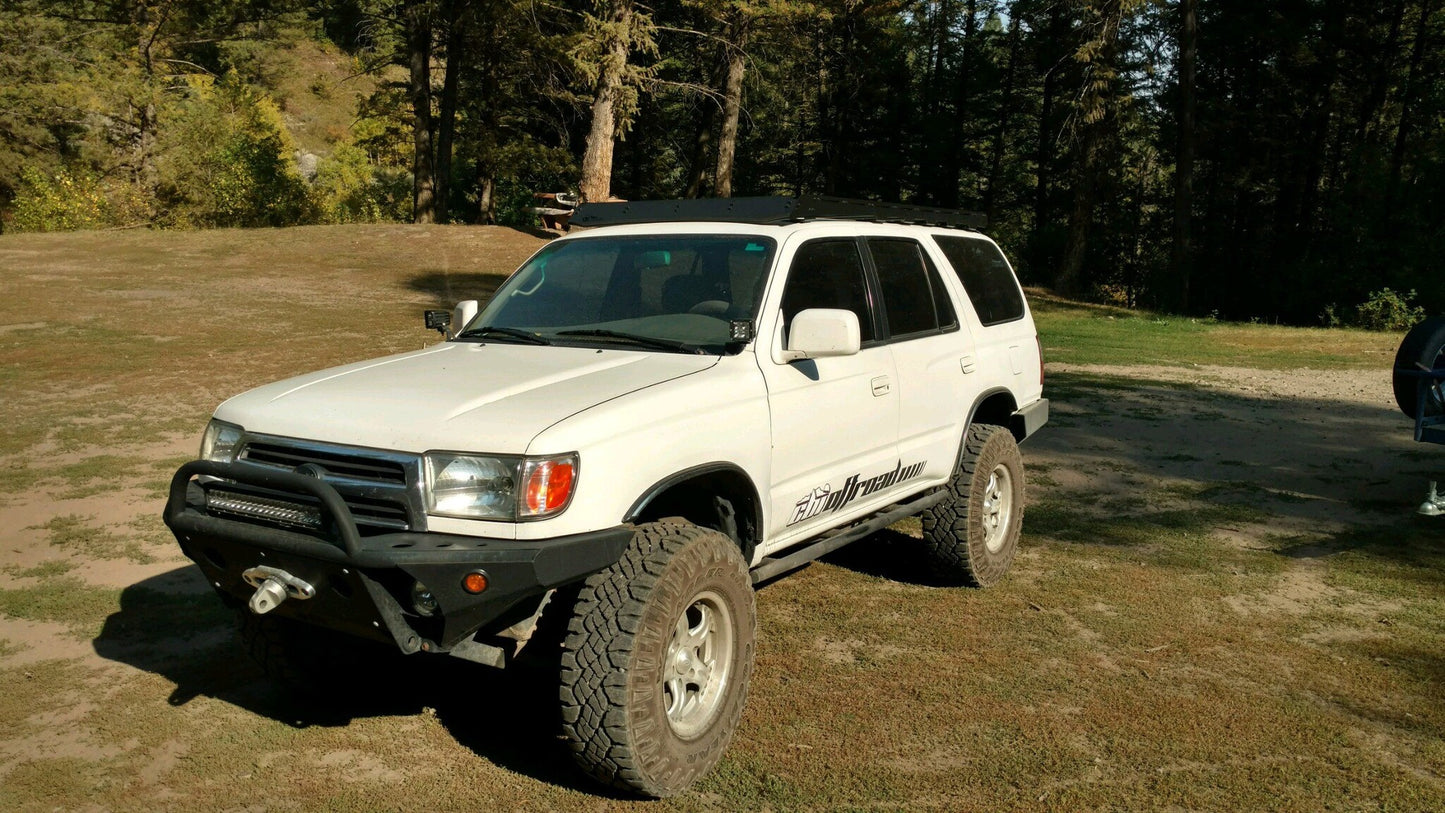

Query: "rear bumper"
left=1013, top=398, right=1049, bottom=441
left=163, top=460, right=630, bottom=653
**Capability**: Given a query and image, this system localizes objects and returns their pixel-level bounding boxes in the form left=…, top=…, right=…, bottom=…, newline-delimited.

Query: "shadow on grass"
left=1034, top=369, right=1444, bottom=568
left=92, top=566, right=616, bottom=797
left=814, top=529, right=966, bottom=587
left=406, top=271, right=510, bottom=308
left=1273, top=520, right=1445, bottom=591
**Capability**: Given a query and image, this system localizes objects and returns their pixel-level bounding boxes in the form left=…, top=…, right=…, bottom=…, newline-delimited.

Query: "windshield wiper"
left=556, top=329, right=704, bottom=355
left=455, top=326, right=550, bottom=345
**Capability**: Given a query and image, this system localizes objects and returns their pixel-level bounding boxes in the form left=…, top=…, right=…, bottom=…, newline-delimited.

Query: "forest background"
left=2, top=0, right=1442, bottom=327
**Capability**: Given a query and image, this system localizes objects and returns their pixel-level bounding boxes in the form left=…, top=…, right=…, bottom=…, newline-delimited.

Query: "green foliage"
left=9, top=166, right=108, bottom=232
left=155, top=74, right=313, bottom=228
left=1353, top=287, right=1426, bottom=332
left=487, top=139, right=578, bottom=228
left=311, top=142, right=410, bottom=223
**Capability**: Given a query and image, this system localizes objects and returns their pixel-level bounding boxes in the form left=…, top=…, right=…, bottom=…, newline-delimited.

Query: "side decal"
left=787, top=459, right=926, bottom=526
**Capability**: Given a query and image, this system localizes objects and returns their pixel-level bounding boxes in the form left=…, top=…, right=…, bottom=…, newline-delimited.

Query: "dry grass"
left=0, top=225, right=1441, bottom=810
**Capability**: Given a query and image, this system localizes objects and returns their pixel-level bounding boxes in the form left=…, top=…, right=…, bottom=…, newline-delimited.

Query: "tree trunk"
left=1170, top=0, right=1198, bottom=312
left=478, top=175, right=495, bottom=224
left=1056, top=125, right=1102, bottom=296
left=983, top=8, right=1022, bottom=224
left=130, top=3, right=159, bottom=196
left=1056, top=0, right=1124, bottom=295
left=474, top=5, right=499, bottom=225
left=918, top=0, right=954, bottom=205
left=714, top=12, right=750, bottom=198
left=1389, top=0, right=1434, bottom=211
left=1355, top=0, right=1406, bottom=147
left=580, top=0, right=633, bottom=202
left=684, top=97, right=717, bottom=198
left=1031, top=2, right=1066, bottom=269
left=435, top=0, right=466, bottom=223
left=935, top=0, right=978, bottom=208
left=407, top=0, right=436, bottom=224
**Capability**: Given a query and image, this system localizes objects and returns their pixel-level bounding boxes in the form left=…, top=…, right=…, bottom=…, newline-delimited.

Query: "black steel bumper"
left=163, top=460, right=631, bottom=654
left=1013, top=397, right=1049, bottom=441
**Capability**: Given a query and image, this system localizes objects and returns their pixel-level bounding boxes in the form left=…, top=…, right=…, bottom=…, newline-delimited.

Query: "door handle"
left=960, top=355, right=976, bottom=374
left=871, top=376, right=891, bottom=396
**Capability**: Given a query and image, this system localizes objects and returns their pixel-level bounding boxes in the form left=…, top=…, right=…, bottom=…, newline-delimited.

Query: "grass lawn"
left=0, top=224, right=1440, bottom=811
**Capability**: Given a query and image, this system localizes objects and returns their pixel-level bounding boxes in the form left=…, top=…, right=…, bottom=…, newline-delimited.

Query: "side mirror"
left=780, top=308, right=861, bottom=362
left=451, top=300, right=479, bottom=338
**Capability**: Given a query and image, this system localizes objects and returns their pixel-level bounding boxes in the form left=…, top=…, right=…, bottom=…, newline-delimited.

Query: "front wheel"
left=920, top=423, right=1026, bottom=587
left=559, top=521, right=756, bottom=798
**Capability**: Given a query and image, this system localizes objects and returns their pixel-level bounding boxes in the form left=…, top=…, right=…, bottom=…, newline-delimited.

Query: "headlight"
left=424, top=452, right=578, bottom=520
left=200, top=420, right=244, bottom=462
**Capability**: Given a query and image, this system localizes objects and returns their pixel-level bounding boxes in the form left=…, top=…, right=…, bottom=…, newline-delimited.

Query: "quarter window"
left=932, top=236, right=1026, bottom=326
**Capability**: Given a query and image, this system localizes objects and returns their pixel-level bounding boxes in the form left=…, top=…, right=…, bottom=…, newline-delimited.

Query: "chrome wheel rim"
left=982, top=464, right=1013, bottom=554
left=662, top=589, right=734, bottom=739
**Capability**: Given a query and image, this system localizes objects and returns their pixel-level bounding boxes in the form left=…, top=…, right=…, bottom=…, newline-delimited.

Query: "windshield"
left=465, top=234, right=776, bottom=354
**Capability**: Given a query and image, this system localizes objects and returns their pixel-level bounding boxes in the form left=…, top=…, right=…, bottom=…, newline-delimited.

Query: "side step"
left=750, top=489, right=946, bottom=585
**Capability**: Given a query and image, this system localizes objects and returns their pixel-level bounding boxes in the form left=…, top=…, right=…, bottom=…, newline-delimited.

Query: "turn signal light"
left=462, top=571, right=489, bottom=594
left=522, top=457, right=577, bottom=517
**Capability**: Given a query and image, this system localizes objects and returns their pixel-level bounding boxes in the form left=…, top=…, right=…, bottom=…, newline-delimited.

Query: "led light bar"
left=207, top=490, right=323, bottom=530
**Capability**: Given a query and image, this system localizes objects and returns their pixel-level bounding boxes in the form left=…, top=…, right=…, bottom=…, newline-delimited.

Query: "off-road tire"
left=1392, top=316, right=1445, bottom=418
left=237, top=610, right=394, bottom=694
left=920, top=423, right=1025, bottom=587
left=559, top=520, right=756, bottom=798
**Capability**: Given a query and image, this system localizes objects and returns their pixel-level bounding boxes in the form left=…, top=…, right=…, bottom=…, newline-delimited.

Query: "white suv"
left=164, top=196, right=1047, bottom=797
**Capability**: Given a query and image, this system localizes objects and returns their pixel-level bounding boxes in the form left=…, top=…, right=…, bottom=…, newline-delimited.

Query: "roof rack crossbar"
left=571, top=195, right=987, bottom=231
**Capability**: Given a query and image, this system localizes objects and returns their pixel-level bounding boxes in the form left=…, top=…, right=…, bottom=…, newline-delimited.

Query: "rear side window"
left=867, top=238, right=957, bottom=339
left=932, top=236, right=1026, bottom=326
left=781, top=239, right=876, bottom=342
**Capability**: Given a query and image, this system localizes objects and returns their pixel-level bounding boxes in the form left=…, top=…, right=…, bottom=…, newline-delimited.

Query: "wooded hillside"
left=3, top=1, right=1443, bottom=326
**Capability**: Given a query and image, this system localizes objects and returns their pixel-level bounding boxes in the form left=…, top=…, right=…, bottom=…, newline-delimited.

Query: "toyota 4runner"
left=164, top=196, right=1048, bottom=797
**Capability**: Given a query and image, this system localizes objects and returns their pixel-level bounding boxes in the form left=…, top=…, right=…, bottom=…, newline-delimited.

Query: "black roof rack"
left=571, top=195, right=988, bottom=231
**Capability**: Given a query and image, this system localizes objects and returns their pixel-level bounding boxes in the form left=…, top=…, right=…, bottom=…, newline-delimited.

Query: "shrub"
left=1354, top=287, right=1425, bottom=332
left=155, top=73, right=313, bottom=228
left=311, top=143, right=408, bottom=223
left=9, top=166, right=108, bottom=232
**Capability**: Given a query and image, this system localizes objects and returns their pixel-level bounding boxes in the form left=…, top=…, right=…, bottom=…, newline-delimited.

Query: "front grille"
left=241, top=442, right=406, bottom=484
left=221, top=435, right=425, bottom=534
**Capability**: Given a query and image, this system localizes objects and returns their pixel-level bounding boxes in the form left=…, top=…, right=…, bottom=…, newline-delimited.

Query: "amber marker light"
left=462, top=570, right=489, bottom=594
left=521, top=455, right=578, bottom=517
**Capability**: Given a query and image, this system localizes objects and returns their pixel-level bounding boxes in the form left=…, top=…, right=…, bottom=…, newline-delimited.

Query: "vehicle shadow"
left=92, top=567, right=613, bottom=795
left=817, top=528, right=964, bottom=587
left=406, top=271, right=509, bottom=308
left=1028, top=369, right=1445, bottom=566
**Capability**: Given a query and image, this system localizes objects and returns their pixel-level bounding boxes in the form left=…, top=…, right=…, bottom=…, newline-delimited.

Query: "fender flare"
left=624, top=462, right=765, bottom=534
left=954, top=387, right=1019, bottom=469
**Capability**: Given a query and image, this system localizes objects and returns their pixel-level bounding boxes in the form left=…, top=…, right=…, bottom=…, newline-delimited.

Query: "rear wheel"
left=919, top=423, right=1025, bottom=587
left=1392, top=316, right=1445, bottom=418
left=559, top=520, right=755, bottom=798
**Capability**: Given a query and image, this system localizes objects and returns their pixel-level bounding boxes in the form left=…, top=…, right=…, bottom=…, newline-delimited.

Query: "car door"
left=864, top=237, right=971, bottom=485
left=758, top=237, right=901, bottom=551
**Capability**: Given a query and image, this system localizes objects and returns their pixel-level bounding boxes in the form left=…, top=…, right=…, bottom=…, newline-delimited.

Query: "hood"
left=214, top=343, right=717, bottom=454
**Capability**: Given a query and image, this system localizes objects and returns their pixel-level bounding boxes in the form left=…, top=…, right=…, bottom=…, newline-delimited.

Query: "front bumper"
left=163, top=460, right=630, bottom=655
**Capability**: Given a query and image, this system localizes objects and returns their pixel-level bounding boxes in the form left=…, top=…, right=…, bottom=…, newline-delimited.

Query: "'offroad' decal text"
left=788, top=459, right=926, bottom=526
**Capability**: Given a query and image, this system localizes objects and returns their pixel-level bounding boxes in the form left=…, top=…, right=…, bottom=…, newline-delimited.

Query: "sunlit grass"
left=1031, top=290, right=1399, bottom=369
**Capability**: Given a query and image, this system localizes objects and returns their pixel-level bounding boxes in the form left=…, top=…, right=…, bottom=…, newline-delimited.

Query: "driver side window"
left=780, top=239, right=875, bottom=343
